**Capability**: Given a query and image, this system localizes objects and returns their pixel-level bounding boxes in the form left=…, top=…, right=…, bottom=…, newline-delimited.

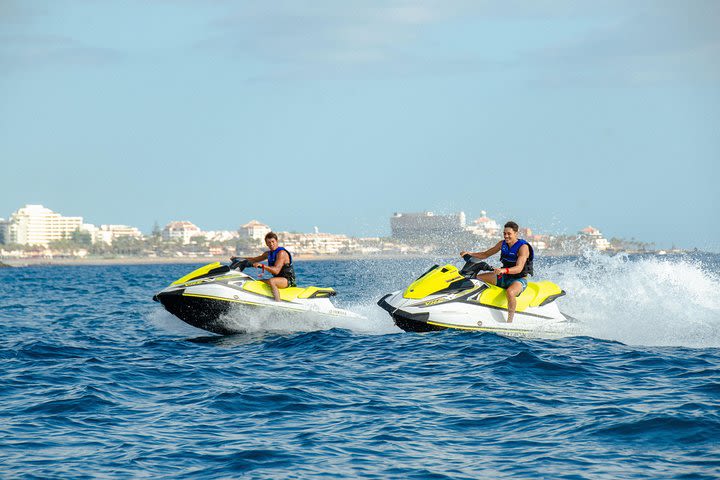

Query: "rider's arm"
left=504, top=245, right=529, bottom=275
left=462, top=241, right=502, bottom=260
left=262, top=250, right=288, bottom=275
left=246, top=251, right=269, bottom=263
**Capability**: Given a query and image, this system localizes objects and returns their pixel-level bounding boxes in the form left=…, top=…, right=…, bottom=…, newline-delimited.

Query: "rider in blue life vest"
left=460, top=221, right=534, bottom=323
left=235, top=231, right=297, bottom=302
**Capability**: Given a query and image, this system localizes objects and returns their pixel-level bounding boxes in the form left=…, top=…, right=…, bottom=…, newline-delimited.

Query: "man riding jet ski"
left=461, top=220, right=533, bottom=323
left=153, top=258, right=362, bottom=335
left=238, top=231, right=296, bottom=302
left=377, top=255, right=571, bottom=336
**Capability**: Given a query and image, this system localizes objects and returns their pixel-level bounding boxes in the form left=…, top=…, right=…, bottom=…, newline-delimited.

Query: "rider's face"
left=265, top=237, right=278, bottom=250
left=503, top=228, right=517, bottom=243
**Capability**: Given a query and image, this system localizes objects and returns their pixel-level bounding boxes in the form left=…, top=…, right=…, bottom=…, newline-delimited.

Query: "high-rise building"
left=6, top=205, right=83, bottom=246
left=390, top=211, right=466, bottom=239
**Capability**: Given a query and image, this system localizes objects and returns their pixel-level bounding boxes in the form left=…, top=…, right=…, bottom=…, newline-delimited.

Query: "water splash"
left=148, top=254, right=720, bottom=347
left=545, top=252, right=720, bottom=348
left=213, top=303, right=399, bottom=335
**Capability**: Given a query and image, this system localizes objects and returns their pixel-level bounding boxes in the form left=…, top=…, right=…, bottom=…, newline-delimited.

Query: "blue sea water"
left=1, top=253, right=719, bottom=479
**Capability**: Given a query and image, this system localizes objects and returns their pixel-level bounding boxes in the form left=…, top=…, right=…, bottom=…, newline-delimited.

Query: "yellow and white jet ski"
left=377, top=255, right=572, bottom=336
left=154, top=259, right=362, bottom=335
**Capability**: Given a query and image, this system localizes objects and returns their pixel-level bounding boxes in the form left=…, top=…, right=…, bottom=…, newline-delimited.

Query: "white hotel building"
left=87, top=224, right=144, bottom=245
left=5, top=204, right=84, bottom=246
left=162, top=221, right=202, bottom=245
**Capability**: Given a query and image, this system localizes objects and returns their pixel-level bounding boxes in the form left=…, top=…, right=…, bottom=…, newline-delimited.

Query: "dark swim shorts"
left=496, top=275, right=528, bottom=294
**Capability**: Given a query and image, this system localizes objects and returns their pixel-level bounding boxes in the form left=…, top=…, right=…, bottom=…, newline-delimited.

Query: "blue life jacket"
left=500, top=239, right=534, bottom=278
left=267, top=246, right=293, bottom=267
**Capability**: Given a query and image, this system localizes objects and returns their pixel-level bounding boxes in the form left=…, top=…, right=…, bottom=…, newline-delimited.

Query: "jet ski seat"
left=478, top=280, right=566, bottom=312
left=242, top=281, right=337, bottom=301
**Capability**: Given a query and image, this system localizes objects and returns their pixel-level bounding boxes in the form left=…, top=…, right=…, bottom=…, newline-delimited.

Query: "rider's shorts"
left=496, top=275, right=528, bottom=294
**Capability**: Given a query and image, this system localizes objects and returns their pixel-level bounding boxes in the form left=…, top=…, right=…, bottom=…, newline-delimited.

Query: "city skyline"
left=2, top=1, right=718, bottom=251
left=0, top=202, right=660, bottom=250
left=0, top=203, right=625, bottom=259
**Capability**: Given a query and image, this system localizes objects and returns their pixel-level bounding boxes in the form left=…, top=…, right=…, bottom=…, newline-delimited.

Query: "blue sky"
left=1, top=1, right=718, bottom=250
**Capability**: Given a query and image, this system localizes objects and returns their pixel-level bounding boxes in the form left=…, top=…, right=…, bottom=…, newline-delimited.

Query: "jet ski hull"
left=377, top=261, right=574, bottom=337
left=154, top=290, right=235, bottom=334
left=154, top=262, right=362, bottom=335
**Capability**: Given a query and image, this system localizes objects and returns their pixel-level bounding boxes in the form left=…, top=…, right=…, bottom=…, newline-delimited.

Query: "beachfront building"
left=465, top=211, right=500, bottom=238
left=579, top=226, right=611, bottom=251
left=278, top=231, right=354, bottom=255
left=391, top=211, right=466, bottom=239
left=521, top=229, right=550, bottom=251
left=0, top=218, right=6, bottom=244
left=88, top=224, right=143, bottom=245
left=240, top=220, right=271, bottom=240
left=203, top=230, right=240, bottom=242
left=5, top=204, right=84, bottom=246
left=162, top=221, right=202, bottom=245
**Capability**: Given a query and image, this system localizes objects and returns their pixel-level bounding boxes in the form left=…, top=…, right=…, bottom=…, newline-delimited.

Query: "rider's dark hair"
left=264, top=232, right=278, bottom=241
left=504, top=221, right=519, bottom=232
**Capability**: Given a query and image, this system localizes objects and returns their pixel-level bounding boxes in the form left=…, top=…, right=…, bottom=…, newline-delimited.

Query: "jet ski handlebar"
left=229, top=258, right=253, bottom=271
left=459, top=254, right=494, bottom=278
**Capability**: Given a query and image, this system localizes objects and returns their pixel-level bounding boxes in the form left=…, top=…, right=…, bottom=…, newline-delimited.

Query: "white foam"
left=214, top=303, right=400, bottom=335
left=146, top=307, right=209, bottom=336
left=149, top=253, right=720, bottom=347
left=544, top=252, right=720, bottom=348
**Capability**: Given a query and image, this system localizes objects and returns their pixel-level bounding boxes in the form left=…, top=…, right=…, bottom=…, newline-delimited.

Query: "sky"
left=1, top=1, right=719, bottom=251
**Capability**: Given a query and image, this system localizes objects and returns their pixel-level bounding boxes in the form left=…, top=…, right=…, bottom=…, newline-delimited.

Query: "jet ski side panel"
left=377, top=294, right=440, bottom=332
left=403, top=265, right=464, bottom=299
left=380, top=294, right=440, bottom=332
left=155, top=289, right=235, bottom=335
left=171, top=262, right=227, bottom=286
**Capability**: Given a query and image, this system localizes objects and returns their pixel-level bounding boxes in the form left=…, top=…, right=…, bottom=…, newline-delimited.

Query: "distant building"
left=88, top=224, right=143, bottom=245
left=0, top=218, right=6, bottom=244
left=163, top=221, right=202, bottom=245
left=278, top=231, right=352, bottom=255
left=203, top=230, right=240, bottom=242
left=391, top=211, right=466, bottom=239
left=240, top=220, right=271, bottom=240
left=579, top=225, right=611, bottom=251
left=6, top=204, right=83, bottom=246
left=465, top=211, right=500, bottom=238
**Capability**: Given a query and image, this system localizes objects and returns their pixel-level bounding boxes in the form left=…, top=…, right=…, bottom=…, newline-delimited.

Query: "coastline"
left=0, top=253, right=436, bottom=267
left=0, top=250, right=691, bottom=267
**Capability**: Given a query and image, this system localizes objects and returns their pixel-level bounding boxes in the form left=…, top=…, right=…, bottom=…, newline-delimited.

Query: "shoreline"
left=0, top=253, right=435, bottom=267
left=0, top=250, right=694, bottom=267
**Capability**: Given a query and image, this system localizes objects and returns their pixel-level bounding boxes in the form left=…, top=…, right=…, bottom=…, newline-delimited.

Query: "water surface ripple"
left=1, top=255, right=719, bottom=478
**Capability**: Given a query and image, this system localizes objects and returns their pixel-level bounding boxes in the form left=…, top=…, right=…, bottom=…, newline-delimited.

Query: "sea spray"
left=149, top=255, right=720, bottom=348
left=543, top=252, right=720, bottom=348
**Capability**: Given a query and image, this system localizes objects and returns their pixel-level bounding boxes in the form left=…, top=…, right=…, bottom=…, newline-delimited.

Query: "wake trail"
left=546, top=252, right=720, bottom=348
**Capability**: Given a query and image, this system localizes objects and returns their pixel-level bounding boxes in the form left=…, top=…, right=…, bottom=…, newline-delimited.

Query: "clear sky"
left=1, top=1, right=718, bottom=251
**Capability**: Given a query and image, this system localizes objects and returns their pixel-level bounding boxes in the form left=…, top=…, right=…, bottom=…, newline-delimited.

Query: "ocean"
left=1, top=253, right=719, bottom=478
